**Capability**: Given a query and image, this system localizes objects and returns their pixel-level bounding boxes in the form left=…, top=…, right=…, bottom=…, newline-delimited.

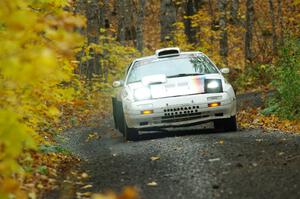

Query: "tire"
left=113, top=100, right=125, bottom=134
left=115, top=101, right=139, bottom=141
left=112, top=97, right=118, bottom=129
left=214, top=116, right=237, bottom=132
left=124, top=120, right=139, bottom=141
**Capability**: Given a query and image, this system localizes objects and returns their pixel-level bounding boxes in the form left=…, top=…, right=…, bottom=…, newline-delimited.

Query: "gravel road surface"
left=51, top=121, right=300, bottom=199
left=45, top=92, right=299, bottom=199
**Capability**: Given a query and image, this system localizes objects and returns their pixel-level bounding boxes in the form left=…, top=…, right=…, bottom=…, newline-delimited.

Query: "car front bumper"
left=123, top=92, right=236, bottom=130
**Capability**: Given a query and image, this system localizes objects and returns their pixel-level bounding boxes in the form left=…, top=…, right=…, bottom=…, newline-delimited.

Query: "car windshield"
left=126, top=54, right=218, bottom=84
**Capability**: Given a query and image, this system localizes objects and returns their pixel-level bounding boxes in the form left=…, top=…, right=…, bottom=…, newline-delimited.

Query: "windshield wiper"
left=167, top=73, right=204, bottom=78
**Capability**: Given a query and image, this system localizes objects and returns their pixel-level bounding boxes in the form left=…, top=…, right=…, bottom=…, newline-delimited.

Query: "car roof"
left=133, top=51, right=204, bottom=63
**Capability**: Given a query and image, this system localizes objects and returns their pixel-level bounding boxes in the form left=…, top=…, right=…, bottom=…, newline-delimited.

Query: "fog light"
left=141, top=110, right=153, bottom=115
left=208, top=102, right=220, bottom=108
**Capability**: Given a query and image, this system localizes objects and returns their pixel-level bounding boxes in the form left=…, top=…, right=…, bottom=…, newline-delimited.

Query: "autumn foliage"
left=0, top=0, right=299, bottom=198
left=0, top=0, right=84, bottom=197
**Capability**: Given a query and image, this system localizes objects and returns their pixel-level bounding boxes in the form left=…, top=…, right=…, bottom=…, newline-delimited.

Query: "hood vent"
left=155, top=47, right=180, bottom=58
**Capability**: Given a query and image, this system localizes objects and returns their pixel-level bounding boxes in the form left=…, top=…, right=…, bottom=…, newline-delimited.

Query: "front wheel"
left=214, top=116, right=237, bottom=132
left=123, top=119, right=139, bottom=141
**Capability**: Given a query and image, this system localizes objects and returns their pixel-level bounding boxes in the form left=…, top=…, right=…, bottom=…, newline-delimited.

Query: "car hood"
left=127, top=74, right=223, bottom=99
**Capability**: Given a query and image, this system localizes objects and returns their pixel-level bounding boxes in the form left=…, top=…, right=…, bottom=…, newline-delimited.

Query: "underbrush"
left=238, top=108, right=300, bottom=133
left=61, top=79, right=113, bottom=129
left=231, top=64, right=275, bottom=93
left=262, top=37, right=300, bottom=120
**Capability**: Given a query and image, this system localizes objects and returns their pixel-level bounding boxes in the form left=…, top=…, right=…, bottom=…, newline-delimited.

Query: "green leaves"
left=266, top=37, right=300, bottom=120
left=39, top=144, right=66, bottom=154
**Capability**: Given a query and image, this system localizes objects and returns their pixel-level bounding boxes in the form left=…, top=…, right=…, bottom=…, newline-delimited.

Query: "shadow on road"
left=136, top=128, right=225, bottom=141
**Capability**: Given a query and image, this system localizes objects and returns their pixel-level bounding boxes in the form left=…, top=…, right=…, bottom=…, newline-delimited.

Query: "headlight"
left=207, top=80, right=219, bottom=89
left=134, top=87, right=152, bottom=101
left=205, top=79, right=222, bottom=93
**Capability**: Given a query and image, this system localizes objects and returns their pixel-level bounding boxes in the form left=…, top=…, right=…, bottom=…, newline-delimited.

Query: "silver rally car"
left=112, top=47, right=237, bottom=141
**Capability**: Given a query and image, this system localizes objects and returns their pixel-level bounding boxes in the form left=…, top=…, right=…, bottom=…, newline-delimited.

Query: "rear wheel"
left=214, top=116, right=237, bottom=132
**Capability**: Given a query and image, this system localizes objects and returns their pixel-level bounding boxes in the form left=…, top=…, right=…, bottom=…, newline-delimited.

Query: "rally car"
left=112, top=47, right=237, bottom=141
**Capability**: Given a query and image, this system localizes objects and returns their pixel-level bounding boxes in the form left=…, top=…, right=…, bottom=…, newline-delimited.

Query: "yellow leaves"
left=47, top=0, right=70, bottom=7
left=48, top=106, right=61, bottom=117
left=46, top=28, right=84, bottom=56
left=0, top=0, right=85, bottom=197
left=76, top=191, right=93, bottom=198
left=0, top=178, right=27, bottom=199
left=86, top=132, right=101, bottom=142
left=81, top=172, right=89, bottom=179
left=0, top=110, right=36, bottom=176
left=150, top=156, right=160, bottom=161
left=237, top=108, right=300, bottom=133
left=292, top=0, right=300, bottom=5
left=81, top=184, right=93, bottom=189
left=218, top=140, right=224, bottom=144
left=1, top=179, right=19, bottom=193
left=147, top=181, right=158, bottom=187
left=91, top=187, right=139, bottom=199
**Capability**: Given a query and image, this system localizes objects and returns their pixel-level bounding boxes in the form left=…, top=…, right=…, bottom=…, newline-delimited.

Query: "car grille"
left=162, top=106, right=210, bottom=123
left=163, top=105, right=201, bottom=116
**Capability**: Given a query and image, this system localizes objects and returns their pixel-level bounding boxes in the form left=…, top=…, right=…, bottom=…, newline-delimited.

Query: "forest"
left=0, top=0, right=299, bottom=198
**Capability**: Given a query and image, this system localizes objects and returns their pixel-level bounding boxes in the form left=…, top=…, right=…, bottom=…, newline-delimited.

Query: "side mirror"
left=220, top=68, right=230, bottom=74
left=112, top=80, right=124, bottom=88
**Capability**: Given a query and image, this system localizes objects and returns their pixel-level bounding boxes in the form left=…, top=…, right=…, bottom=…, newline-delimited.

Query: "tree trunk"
left=230, top=0, right=239, bottom=25
left=102, top=0, right=110, bottom=82
left=85, top=0, right=101, bottom=80
left=160, top=0, right=177, bottom=44
left=117, top=0, right=136, bottom=44
left=124, top=0, right=136, bottom=41
left=117, top=0, right=126, bottom=45
left=136, top=0, right=145, bottom=53
left=277, top=0, right=284, bottom=45
left=245, top=0, right=254, bottom=65
left=269, top=0, right=277, bottom=56
left=219, top=0, right=228, bottom=66
left=184, top=0, right=200, bottom=44
left=208, top=0, right=215, bottom=54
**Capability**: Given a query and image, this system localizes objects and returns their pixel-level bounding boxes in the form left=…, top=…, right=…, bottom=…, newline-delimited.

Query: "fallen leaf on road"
left=86, top=132, right=101, bottom=142
left=209, top=158, right=220, bottom=162
left=91, top=186, right=139, bottom=199
left=81, top=184, right=93, bottom=189
left=218, top=140, right=224, bottom=144
left=256, top=139, right=263, bottom=142
left=251, top=162, right=258, bottom=167
left=81, top=172, right=89, bottom=179
left=237, top=108, right=300, bottom=133
left=119, top=186, right=139, bottom=199
left=150, top=156, right=160, bottom=161
left=28, top=192, right=36, bottom=199
left=76, top=192, right=92, bottom=197
left=147, top=181, right=158, bottom=186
